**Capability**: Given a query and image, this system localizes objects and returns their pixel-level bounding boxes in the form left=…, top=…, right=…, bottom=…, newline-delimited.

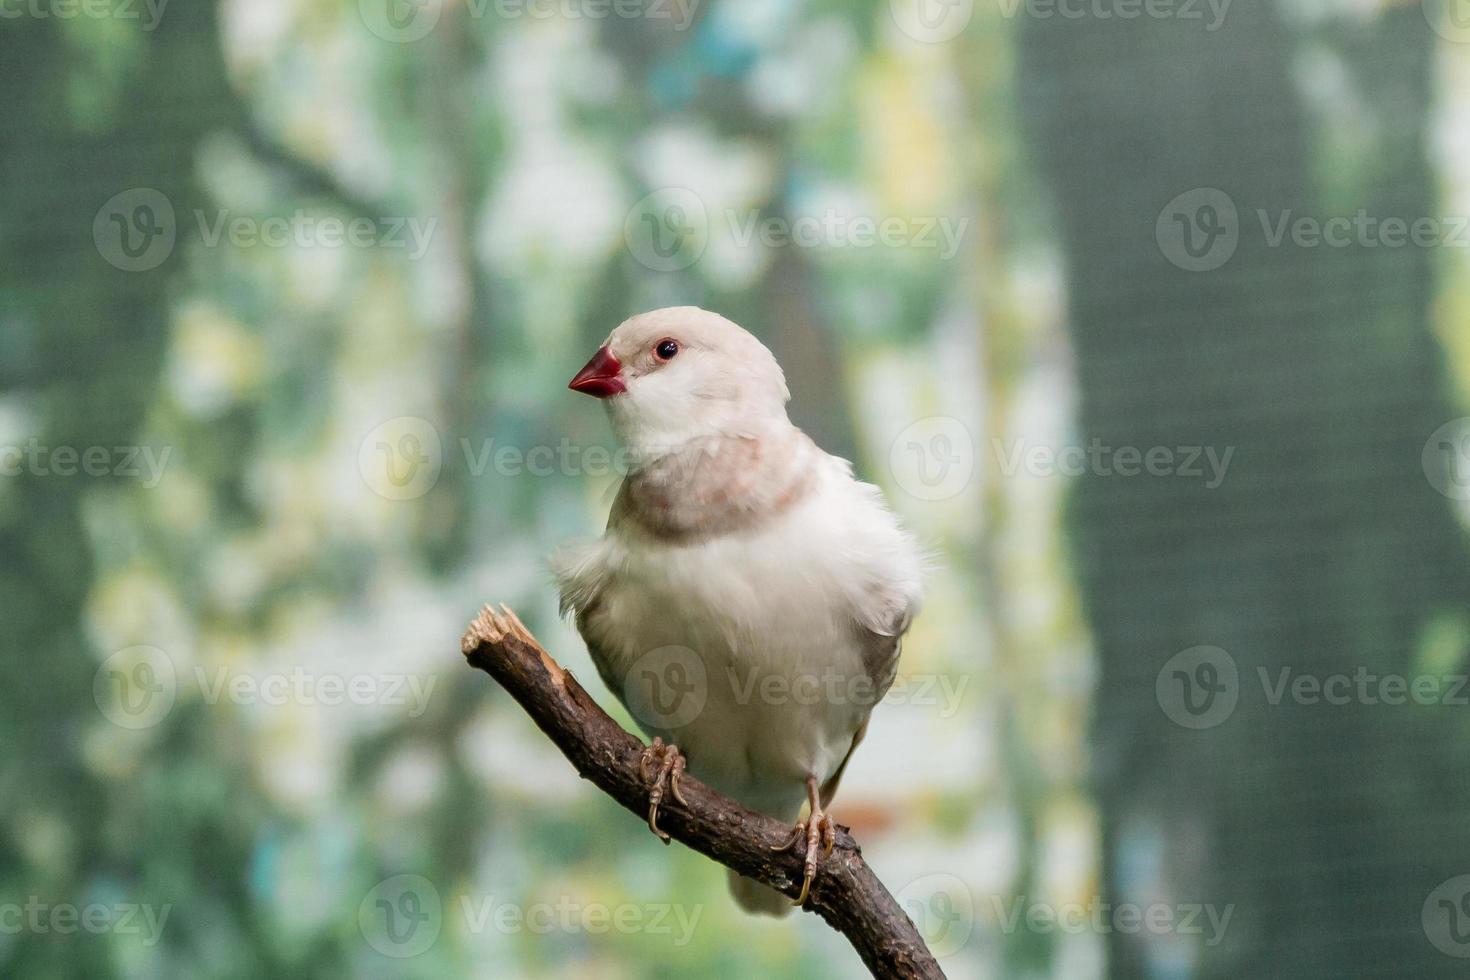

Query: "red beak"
left=568, top=346, right=626, bottom=398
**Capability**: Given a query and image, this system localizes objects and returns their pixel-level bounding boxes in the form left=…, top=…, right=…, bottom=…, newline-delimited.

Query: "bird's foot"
left=771, top=776, right=836, bottom=906
left=638, top=737, right=687, bottom=844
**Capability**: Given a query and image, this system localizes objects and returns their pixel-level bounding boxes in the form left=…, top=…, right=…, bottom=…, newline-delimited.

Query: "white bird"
left=553, top=307, right=923, bottom=914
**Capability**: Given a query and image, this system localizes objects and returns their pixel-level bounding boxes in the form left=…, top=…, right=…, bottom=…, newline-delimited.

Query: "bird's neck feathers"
left=606, top=391, right=788, bottom=461
left=610, top=423, right=819, bottom=543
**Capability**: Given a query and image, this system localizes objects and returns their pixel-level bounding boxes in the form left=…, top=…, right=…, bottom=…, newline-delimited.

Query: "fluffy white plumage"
left=552, top=307, right=923, bottom=914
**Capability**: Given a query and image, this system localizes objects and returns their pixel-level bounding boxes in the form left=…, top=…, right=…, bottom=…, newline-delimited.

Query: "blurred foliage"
left=2, top=1, right=1469, bottom=978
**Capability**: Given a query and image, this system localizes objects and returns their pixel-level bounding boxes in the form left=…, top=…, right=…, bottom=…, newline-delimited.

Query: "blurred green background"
left=5, top=0, right=1470, bottom=977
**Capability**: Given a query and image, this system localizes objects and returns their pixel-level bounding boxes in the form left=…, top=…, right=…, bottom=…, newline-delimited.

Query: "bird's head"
left=569, top=307, right=791, bottom=454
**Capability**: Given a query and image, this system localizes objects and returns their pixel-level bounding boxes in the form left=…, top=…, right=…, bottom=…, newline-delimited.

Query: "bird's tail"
left=727, top=869, right=793, bottom=917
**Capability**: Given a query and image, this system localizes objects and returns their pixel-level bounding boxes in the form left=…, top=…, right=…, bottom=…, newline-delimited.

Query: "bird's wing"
left=820, top=603, right=914, bottom=807
left=857, top=603, right=912, bottom=705
left=820, top=716, right=869, bottom=808
left=552, top=514, right=624, bottom=697
left=571, top=600, right=628, bottom=703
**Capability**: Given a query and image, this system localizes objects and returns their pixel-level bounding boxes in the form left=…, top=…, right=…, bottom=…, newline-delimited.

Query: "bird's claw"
left=774, top=774, right=837, bottom=907
left=771, top=821, right=804, bottom=851
left=639, top=737, right=687, bottom=843
left=775, top=809, right=836, bottom=907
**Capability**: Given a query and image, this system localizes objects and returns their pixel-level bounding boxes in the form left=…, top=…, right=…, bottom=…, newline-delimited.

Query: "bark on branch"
left=460, top=604, right=945, bottom=980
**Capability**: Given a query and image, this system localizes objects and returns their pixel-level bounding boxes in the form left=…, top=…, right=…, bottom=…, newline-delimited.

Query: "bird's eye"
left=654, top=339, right=679, bottom=361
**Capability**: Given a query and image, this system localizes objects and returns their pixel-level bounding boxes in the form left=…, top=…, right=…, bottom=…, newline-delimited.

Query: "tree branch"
left=460, top=604, right=945, bottom=980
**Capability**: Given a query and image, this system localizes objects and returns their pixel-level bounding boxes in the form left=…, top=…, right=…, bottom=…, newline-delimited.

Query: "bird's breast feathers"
left=553, top=433, right=923, bottom=816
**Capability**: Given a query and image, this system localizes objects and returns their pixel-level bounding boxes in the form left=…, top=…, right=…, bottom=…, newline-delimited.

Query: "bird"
left=552, top=306, right=923, bottom=915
